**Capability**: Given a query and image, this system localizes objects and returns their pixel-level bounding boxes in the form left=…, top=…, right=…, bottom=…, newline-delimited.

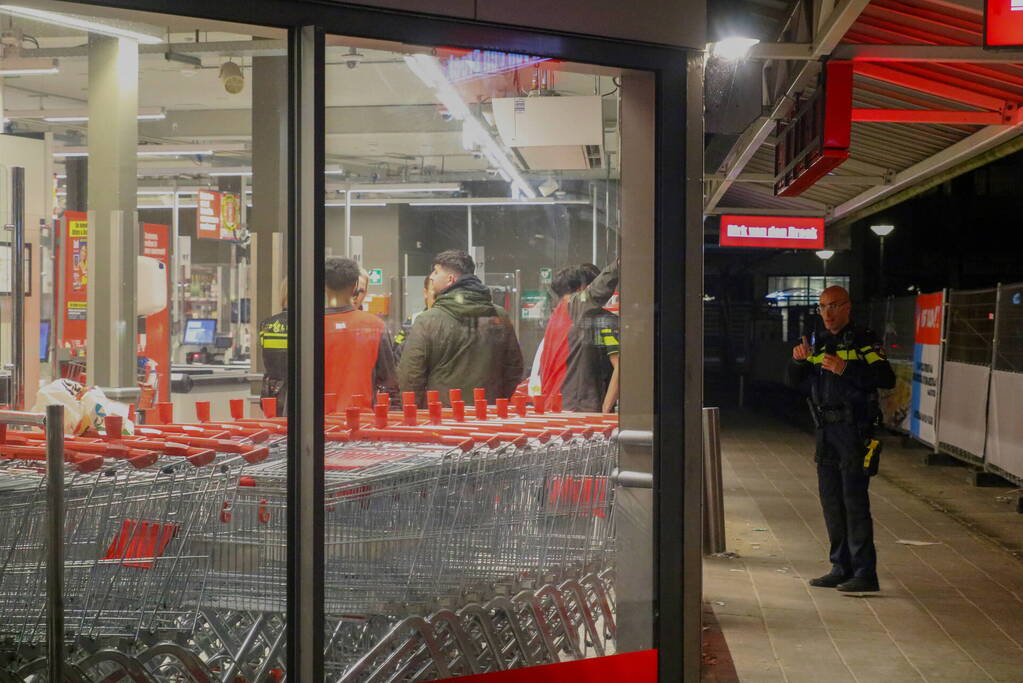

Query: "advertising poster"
left=141, top=224, right=171, bottom=403
left=197, top=189, right=240, bottom=240
left=880, top=360, right=913, bottom=432
left=61, top=210, right=88, bottom=351
left=911, top=291, right=944, bottom=446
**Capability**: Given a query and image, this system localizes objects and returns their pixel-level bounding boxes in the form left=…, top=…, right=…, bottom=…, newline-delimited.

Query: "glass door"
left=314, top=34, right=658, bottom=680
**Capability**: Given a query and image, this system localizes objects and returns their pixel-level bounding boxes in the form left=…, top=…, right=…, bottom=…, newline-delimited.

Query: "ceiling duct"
left=492, top=95, right=604, bottom=171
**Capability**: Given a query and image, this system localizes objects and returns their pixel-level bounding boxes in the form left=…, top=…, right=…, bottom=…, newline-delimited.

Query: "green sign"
left=368, top=268, right=384, bottom=285
left=539, top=267, right=553, bottom=285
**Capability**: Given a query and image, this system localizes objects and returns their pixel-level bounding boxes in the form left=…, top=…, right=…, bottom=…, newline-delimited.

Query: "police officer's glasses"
left=817, top=301, right=849, bottom=313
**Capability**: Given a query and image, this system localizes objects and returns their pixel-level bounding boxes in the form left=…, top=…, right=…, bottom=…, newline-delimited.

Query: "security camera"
left=439, top=107, right=453, bottom=122
left=472, top=149, right=484, bottom=160
left=344, top=48, right=364, bottom=70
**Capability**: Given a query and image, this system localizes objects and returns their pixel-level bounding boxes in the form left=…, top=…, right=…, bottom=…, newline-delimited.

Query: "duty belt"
left=820, top=405, right=853, bottom=424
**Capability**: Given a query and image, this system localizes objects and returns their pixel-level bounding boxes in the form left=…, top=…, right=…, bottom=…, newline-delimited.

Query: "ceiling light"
left=325, top=201, right=386, bottom=207
left=815, top=249, right=835, bottom=261
left=209, top=169, right=253, bottom=177
left=37, top=107, right=166, bottom=123
left=344, top=183, right=461, bottom=194
left=54, top=143, right=242, bottom=158
left=710, top=37, right=760, bottom=60
left=0, top=57, right=58, bottom=76
left=408, top=198, right=588, bottom=207
left=0, top=5, right=163, bottom=44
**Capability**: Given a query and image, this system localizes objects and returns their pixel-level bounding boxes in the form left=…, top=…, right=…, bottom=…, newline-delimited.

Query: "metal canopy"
left=705, top=0, right=1023, bottom=231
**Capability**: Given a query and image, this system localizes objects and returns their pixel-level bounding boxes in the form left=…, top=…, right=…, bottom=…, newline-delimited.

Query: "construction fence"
left=870, top=284, right=1023, bottom=485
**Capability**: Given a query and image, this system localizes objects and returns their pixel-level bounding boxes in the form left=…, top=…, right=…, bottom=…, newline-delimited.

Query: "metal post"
left=344, top=182, right=352, bottom=258
left=591, top=183, right=598, bottom=265
left=702, top=406, right=725, bottom=555
left=45, top=403, right=65, bottom=680
left=512, top=269, right=522, bottom=337
left=467, top=204, right=472, bottom=248
left=11, top=167, right=25, bottom=409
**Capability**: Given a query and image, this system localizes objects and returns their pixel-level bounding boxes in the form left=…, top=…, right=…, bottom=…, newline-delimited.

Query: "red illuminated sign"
left=718, top=215, right=825, bottom=250
left=985, top=0, right=1023, bottom=48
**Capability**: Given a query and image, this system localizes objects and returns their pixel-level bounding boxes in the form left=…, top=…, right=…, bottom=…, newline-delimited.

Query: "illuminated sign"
left=985, top=0, right=1023, bottom=47
left=718, top=215, right=825, bottom=250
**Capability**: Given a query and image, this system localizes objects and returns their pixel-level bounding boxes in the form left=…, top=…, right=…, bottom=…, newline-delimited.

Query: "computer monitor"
left=214, top=335, right=233, bottom=350
left=39, top=321, right=50, bottom=361
left=183, top=318, right=217, bottom=345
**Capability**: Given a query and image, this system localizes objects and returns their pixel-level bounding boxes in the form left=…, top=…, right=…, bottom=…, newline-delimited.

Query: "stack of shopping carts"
left=0, top=391, right=619, bottom=681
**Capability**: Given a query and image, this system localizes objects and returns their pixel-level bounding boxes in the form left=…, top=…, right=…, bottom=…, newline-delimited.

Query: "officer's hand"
left=822, top=353, right=847, bottom=375
left=792, top=336, right=812, bottom=361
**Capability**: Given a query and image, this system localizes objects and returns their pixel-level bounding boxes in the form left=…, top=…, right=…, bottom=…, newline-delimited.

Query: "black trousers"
left=816, top=424, right=877, bottom=579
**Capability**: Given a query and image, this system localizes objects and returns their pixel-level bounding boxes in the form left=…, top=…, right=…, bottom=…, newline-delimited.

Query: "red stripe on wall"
left=454, top=650, right=658, bottom=682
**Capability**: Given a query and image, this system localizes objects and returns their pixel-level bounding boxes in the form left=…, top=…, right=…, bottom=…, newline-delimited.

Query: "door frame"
left=56, top=1, right=701, bottom=679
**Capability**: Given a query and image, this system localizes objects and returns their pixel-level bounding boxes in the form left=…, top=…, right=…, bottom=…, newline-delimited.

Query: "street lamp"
left=870, top=224, right=894, bottom=295
left=816, top=249, right=835, bottom=287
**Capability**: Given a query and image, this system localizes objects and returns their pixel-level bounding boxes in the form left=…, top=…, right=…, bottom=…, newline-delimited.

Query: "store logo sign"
left=718, top=215, right=825, bottom=249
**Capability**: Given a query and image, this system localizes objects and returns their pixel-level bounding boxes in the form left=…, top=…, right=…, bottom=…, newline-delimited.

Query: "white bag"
left=31, top=379, right=86, bottom=434
left=77, top=387, right=135, bottom=436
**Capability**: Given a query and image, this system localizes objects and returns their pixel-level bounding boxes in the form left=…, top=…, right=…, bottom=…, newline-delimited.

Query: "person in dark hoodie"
left=398, top=249, right=524, bottom=406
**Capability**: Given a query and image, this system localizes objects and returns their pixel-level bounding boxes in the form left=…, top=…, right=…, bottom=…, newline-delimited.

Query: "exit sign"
left=985, top=0, right=1023, bottom=47
left=368, top=268, right=383, bottom=285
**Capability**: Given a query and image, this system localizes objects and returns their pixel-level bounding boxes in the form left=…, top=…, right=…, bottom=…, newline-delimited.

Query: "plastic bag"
left=31, top=379, right=86, bottom=434
left=31, top=380, right=135, bottom=436
left=78, top=387, right=135, bottom=436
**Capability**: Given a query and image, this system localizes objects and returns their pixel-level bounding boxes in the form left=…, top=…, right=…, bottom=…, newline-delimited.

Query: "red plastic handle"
left=496, top=398, right=509, bottom=419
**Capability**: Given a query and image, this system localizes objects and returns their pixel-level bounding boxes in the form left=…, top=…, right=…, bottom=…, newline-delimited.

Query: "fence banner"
left=910, top=292, right=944, bottom=446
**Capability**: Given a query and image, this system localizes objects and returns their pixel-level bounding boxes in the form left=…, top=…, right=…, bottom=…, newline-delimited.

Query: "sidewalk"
left=703, top=410, right=1023, bottom=682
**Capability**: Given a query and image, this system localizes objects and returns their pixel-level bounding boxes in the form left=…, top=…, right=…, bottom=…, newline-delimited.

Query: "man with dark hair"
left=560, top=260, right=620, bottom=412
left=398, top=249, right=523, bottom=405
left=550, top=266, right=586, bottom=298
left=323, top=257, right=397, bottom=411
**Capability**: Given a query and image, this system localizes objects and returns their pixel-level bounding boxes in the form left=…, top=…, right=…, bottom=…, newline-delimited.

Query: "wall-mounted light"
left=709, top=37, right=760, bottom=60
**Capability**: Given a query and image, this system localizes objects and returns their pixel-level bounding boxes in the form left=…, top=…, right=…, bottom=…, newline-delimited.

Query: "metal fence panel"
left=945, top=288, right=997, bottom=366
left=993, top=283, right=1023, bottom=373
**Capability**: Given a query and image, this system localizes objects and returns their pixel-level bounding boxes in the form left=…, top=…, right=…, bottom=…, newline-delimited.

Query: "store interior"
left=0, top=0, right=622, bottom=419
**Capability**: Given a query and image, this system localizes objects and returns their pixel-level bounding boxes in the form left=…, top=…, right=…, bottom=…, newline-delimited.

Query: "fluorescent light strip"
left=325, top=201, right=387, bottom=207
left=408, top=198, right=588, bottom=207
left=0, top=5, right=164, bottom=44
left=344, top=183, right=461, bottom=194
left=0, top=67, right=59, bottom=76
left=403, top=54, right=536, bottom=200
left=209, top=170, right=253, bottom=177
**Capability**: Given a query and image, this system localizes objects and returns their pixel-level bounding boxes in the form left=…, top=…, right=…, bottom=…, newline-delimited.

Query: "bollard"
left=45, top=404, right=65, bottom=682
left=703, top=406, right=726, bottom=555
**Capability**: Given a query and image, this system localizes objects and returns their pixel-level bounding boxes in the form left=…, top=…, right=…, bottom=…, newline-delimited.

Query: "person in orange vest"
left=324, top=257, right=398, bottom=412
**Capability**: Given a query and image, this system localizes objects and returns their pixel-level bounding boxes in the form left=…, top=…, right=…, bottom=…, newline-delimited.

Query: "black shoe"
left=809, top=571, right=849, bottom=588
left=836, top=576, right=880, bottom=593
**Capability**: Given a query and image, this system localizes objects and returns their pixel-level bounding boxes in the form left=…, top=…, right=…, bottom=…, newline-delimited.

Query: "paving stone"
left=704, top=411, right=1023, bottom=683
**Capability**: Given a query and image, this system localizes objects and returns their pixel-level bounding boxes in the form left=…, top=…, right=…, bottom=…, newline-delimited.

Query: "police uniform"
left=787, top=323, right=895, bottom=586
left=258, top=310, right=289, bottom=416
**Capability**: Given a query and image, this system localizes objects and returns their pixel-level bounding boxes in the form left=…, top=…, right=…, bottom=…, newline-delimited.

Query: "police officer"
left=787, top=286, right=895, bottom=593
left=258, top=279, right=289, bottom=416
